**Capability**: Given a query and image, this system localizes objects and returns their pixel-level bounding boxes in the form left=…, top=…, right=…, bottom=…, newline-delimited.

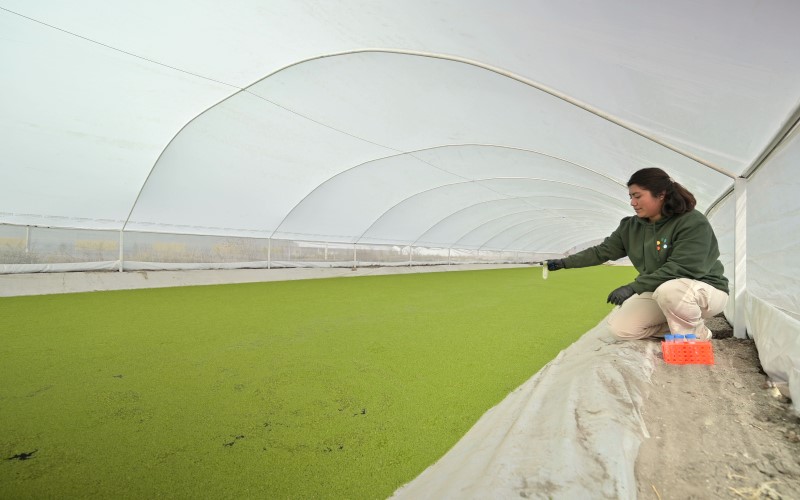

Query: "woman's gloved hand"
left=607, top=285, right=635, bottom=305
left=545, top=259, right=566, bottom=271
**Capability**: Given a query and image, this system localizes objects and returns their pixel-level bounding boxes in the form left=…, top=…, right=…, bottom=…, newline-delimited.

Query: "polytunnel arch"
left=240, top=48, right=739, bottom=177
left=414, top=202, right=627, bottom=252
left=415, top=206, right=620, bottom=249
left=124, top=48, right=732, bottom=243
left=357, top=178, right=629, bottom=249
left=514, top=224, right=612, bottom=253
left=409, top=193, right=631, bottom=250
left=476, top=218, right=602, bottom=252
left=444, top=209, right=619, bottom=252
left=269, top=143, right=627, bottom=219
left=271, top=144, right=629, bottom=245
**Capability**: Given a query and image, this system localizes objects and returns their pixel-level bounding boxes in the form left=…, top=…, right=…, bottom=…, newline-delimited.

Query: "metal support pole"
left=268, top=238, right=271, bottom=269
left=733, top=178, right=747, bottom=338
left=118, top=230, right=124, bottom=272
left=353, top=243, right=357, bottom=269
left=409, top=246, right=413, bottom=267
left=25, top=226, right=30, bottom=254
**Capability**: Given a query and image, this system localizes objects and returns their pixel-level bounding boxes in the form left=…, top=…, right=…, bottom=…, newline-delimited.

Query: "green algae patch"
left=0, top=266, right=636, bottom=499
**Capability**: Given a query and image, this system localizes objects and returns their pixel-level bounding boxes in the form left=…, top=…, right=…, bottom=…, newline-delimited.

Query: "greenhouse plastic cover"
left=3, top=0, right=797, bottom=242
left=2, top=0, right=800, bottom=495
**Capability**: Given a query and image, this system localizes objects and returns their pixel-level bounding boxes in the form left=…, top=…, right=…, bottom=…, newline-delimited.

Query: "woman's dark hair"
left=627, top=167, right=696, bottom=217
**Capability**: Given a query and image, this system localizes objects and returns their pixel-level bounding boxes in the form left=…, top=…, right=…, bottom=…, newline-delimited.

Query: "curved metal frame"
left=270, top=143, right=626, bottom=239
left=477, top=218, right=602, bottom=252
left=123, top=48, right=736, bottom=232
left=414, top=204, right=619, bottom=250
left=355, top=177, right=628, bottom=246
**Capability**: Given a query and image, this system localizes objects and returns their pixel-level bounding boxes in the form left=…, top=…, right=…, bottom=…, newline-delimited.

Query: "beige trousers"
left=607, top=278, right=728, bottom=341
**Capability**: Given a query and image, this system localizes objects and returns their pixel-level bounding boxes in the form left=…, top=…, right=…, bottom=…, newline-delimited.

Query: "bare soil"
left=635, top=317, right=800, bottom=499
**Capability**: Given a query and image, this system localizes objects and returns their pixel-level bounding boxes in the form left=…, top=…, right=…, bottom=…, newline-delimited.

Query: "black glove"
left=546, top=259, right=566, bottom=271
left=607, top=285, right=635, bottom=306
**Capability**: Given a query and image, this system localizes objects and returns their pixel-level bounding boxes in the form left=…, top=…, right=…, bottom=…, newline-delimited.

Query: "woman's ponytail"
left=663, top=180, right=696, bottom=216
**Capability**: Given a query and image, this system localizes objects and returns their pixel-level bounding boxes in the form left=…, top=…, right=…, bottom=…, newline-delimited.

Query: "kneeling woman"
left=546, top=167, right=728, bottom=340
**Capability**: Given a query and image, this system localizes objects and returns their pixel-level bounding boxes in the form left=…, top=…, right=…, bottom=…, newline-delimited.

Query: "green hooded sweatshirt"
left=563, top=209, right=729, bottom=294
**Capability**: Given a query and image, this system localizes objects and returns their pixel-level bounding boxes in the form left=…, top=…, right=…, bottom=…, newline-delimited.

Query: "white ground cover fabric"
left=393, top=318, right=656, bottom=499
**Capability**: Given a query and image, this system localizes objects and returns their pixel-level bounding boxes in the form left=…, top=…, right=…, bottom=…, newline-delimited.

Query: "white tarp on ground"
left=393, top=318, right=656, bottom=499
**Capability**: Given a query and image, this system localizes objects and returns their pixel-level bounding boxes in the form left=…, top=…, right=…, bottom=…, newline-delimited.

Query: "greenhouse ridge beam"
left=743, top=102, right=800, bottom=179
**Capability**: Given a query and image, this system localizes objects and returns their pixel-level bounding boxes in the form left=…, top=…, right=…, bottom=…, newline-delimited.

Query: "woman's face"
left=629, top=184, right=665, bottom=222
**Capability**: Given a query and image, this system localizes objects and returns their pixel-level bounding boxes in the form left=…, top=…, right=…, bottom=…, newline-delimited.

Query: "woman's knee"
left=606, top=292, right=665, bottom=340
left=652, top=279, right=691, bottom=311
left=607, top=311, right=647, bottom=339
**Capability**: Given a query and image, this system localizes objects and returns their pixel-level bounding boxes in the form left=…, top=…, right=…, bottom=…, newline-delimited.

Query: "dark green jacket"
left=563, top=209, right=729, bottom=294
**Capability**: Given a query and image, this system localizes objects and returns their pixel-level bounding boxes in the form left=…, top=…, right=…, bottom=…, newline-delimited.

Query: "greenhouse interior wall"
left=0, top=224, right=550, bottom=273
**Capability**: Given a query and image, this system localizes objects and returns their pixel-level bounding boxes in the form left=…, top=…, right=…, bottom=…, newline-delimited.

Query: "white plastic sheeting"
left=2, top=0, right=800, bottom=485
left=743, top=126, right=800, bottom=408
left=705, top=122, right=800, bottom=409
left=393, top=319, right=656, bottom=499
left=3, top=1, right=798, bottom=239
